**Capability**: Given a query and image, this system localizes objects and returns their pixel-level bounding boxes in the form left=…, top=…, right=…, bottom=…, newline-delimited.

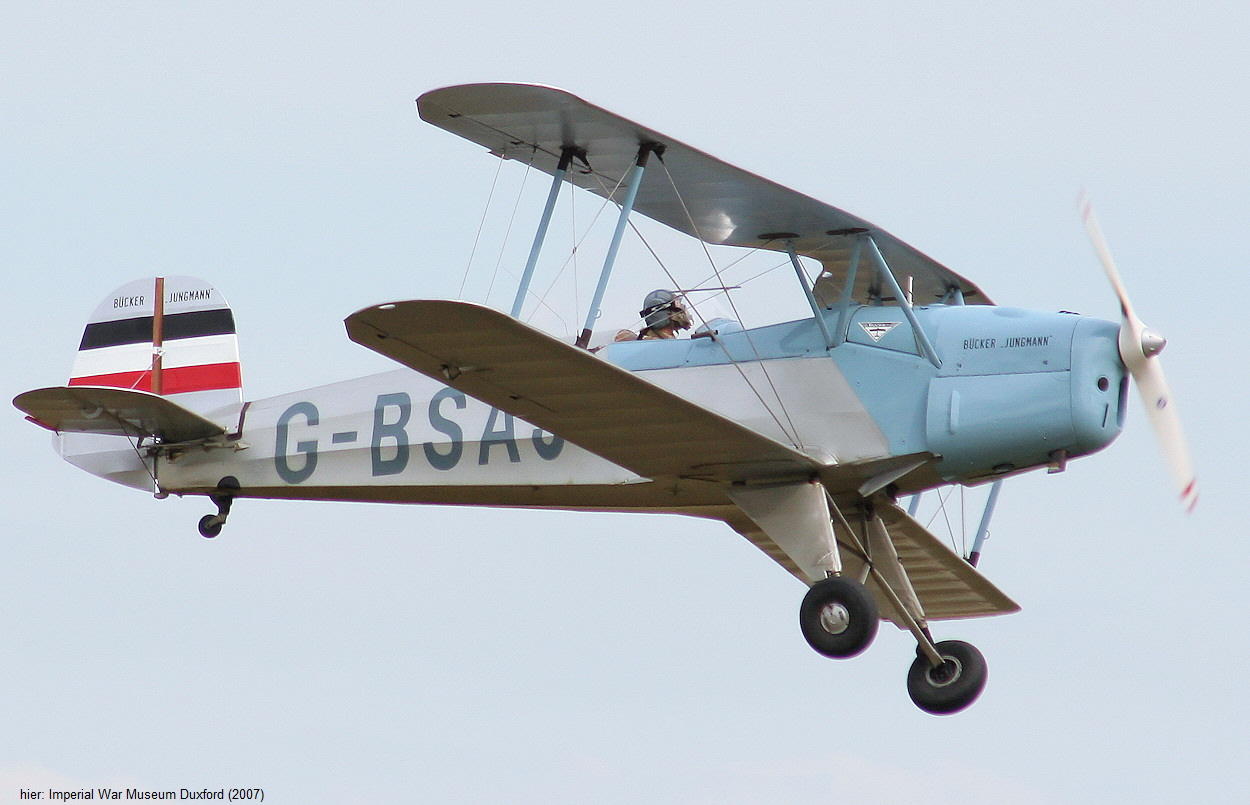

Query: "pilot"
left=615, top=289, right=693, bottom=341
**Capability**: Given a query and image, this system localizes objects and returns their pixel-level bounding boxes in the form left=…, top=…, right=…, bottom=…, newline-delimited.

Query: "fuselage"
left=65, top=302, right=1126, bottom=510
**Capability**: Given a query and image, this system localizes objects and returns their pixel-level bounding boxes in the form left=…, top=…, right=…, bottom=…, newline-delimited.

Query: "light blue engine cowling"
left=919, top=306, right=1126, bottom=482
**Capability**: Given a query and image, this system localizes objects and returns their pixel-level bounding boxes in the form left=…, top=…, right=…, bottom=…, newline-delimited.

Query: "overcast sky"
left=3, top=3, right=1247, bottom=803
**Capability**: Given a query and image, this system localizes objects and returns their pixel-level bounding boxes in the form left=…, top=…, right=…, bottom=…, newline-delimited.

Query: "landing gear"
left=906, top=639, right=988, bottom=715
left=794, top=495, right=993, bottom=714
left=799, top=576, right=879, bottom=658
left=197, top=513, right=225, bottom=538
left=197, top=477, right=240, bottom=538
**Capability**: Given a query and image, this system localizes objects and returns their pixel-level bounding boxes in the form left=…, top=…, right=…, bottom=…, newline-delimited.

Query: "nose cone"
left=1140, top=327, right=1167, bottom=359
left=1070, top=316, right=1127, bottom=457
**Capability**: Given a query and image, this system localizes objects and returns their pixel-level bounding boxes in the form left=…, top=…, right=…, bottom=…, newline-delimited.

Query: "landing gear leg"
left=197, top=476, right=240, bottom=538
left=832, top=496, right=990, bottom=715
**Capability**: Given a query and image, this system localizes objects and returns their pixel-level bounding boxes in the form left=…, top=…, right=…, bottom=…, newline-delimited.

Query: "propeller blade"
left=1132, top=352, right=1199, bottom=512
left=1079, top=193, right=1133, bottom=319
left=1079, top=193, right=1198, bottom=512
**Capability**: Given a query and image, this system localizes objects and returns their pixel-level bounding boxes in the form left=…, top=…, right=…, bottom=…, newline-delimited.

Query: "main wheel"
left=907, top=640, right=987, bottom=715
left=198, top=514, right=224, bottom=539
left=799, top=576, right=880, bottom=658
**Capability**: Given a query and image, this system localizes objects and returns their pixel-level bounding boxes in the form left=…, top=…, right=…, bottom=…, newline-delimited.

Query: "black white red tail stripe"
left=68, top=276, right=243, bottom=412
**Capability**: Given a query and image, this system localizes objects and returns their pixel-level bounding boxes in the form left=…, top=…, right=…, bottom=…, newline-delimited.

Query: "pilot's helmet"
left=640, top=289, right=692, bottom=331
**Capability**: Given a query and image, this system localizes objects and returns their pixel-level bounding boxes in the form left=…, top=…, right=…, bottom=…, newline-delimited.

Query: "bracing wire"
left=483, top=153, right=536, bottom=306
left=458, top=143, right=833, bottom=457
left=938, top=491, right=957, bottom=553
left=570, top=180, right=580, bottom=321
left=654, top=156, right=805, bottom=447
left=527, top=170, right=629, bottom=332
left=922, top=485, right=972, bottom=557
left=688, top=250, right=788, bottom=296
left=459, top=157, right=507, bottom=299
left=122, top=431, right=160, bottom=489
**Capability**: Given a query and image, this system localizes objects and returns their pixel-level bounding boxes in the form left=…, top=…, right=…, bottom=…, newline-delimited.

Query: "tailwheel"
left=907, top=639, right=987, bottom=715
left=799, top=576, right=880, bottom=659
left=198, top=514, right=225, bottom=538
left=197, top=476, right=239, bottom=539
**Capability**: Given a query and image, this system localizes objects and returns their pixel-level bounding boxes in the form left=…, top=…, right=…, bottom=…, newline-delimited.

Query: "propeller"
left=1079, top=193, right=1198, bottom=512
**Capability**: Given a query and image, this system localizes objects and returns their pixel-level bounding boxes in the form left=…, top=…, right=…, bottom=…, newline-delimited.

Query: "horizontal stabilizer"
left=345, top=300, right=820, bottom=482
left=14, top=386, right=226, bottom=443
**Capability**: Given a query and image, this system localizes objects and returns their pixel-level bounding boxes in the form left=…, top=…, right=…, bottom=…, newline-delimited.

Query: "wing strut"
left=833, top=235, right=865, bottom=347
left=511, top=146, right=581, bottom=318
left=967, top=478, right=1003, bottom=567
left=861, top=234, right=943, bottom=369
left=575, top=142, right=661, bottom=349
left=782, top=239, right=836, bottom=349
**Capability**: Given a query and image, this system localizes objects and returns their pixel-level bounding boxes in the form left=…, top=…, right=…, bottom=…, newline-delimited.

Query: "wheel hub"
left=926, top=656, right=963, bottom=687
left=819, top=602, right=851, bottom=635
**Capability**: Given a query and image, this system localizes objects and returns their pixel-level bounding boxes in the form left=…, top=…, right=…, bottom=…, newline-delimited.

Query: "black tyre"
left=799, top=576, right=880, bottom=658
left=198, top=514, right=223, bottom=539
left=907, top=640, right=987, bottom=715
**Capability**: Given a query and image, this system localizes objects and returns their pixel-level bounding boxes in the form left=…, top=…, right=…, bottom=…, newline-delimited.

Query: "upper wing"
left=345, top=299, right=821, bottom=483
left=14, top=386, right=226, bottom=443
left=417, top=82, right=992, bottom=307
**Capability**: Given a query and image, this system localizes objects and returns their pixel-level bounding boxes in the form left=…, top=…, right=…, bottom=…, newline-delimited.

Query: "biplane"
left=13, top=83, right=1196, bottom=714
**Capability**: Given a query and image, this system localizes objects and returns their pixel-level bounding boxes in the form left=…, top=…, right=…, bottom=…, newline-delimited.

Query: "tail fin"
left=69, top=276, right=243, bottom=414
left=18, top=276, right=244, bottom=492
